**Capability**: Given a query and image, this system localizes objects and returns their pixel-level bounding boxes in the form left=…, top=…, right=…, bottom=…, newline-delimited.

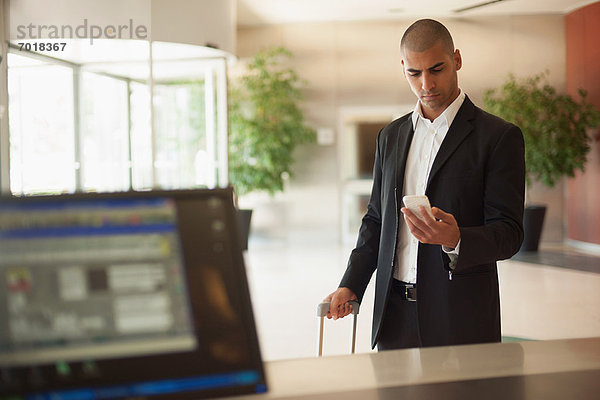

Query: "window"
left=130, top=81, right=153, bottom=190
left=8, top=54, right=76, bottom=195
left=80, top=72, right=130, bottom=192
left=153, top=82, right=207, bottom=189
left=5, top=39, right=230, bottom=195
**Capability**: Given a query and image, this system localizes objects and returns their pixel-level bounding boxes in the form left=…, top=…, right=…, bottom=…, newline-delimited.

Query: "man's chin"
left=420, top=99, right=443, bottom=110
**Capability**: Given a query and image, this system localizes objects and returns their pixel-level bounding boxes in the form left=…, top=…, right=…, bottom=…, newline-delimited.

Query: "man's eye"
left=409, top=72, right=421, bottom=77
left=432, top=69, right=442, bottom=73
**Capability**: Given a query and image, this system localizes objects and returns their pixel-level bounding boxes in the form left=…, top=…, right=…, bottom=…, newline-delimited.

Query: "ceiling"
left=237, top=0, right=597, bottom=26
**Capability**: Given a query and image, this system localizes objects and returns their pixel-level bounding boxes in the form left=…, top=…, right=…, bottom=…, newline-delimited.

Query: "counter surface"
left=230, top=337, right=600, bottom=399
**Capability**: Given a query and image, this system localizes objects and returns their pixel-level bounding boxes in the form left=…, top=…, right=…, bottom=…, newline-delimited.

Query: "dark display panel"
left=0, top=189, right=265, bottom=400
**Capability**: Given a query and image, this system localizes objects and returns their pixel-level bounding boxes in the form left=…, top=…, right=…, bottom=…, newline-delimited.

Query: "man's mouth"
left=421, top=93, right=440, bottom=101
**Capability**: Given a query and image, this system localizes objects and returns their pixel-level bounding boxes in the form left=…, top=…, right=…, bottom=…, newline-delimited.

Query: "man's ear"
left=401, top=59, right=407, bottom=79
left=454, top=49, right=462, bottom=71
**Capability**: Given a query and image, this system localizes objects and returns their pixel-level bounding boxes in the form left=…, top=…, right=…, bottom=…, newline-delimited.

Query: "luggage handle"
left=316, top=300, right=360, bottom=357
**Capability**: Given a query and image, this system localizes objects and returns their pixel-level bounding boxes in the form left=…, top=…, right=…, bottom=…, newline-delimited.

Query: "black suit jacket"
left=340, top=96, right=525, bottom=349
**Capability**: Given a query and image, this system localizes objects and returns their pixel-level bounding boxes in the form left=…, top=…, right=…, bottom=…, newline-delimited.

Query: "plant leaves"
left=229, top=46, right=317, bottom=195
left=483, top=72, right=600, bottom=188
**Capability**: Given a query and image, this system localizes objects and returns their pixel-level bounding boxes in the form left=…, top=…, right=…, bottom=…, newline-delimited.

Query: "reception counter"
left=229, top=337, right=600, bottom=399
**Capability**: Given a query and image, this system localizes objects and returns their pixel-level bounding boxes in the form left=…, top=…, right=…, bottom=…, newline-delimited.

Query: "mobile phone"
left=402, top=195, right=434, bottom=221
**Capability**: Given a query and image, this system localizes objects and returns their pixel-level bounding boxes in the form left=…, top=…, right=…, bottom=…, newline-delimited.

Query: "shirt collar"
left=411, top=89, right=466, bottom=131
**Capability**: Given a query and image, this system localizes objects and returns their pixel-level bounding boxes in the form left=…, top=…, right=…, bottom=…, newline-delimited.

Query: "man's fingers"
left=342, top=302, right=353, bottom=315
left=331, top=299, right=353, bottom=320
left=334, top=301, right=348, bottom=319
left=432, top=207, right=454, bottom=224
left=325, top=291, right=338, bottom=318
left=324, top=287, right=358, bottom=320
left=402, top=207, right=431, bottom=237
left=421, top=206, right=437, bottom=225
left=404, top=206, right=448, bottom=244
left=331, top=294, right=344, bottom=319
left=337, top=303, right=352, bottom=319
left=401, top=205, right=460, bottom=247
left=402, top=207, right=432, bottom=227
left=330, top=299, right=339, bottom=319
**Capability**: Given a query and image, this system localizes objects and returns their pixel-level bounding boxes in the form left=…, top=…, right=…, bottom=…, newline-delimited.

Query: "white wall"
left=151, top=0, right=236, bottom=52
left=237, top=15, right=567, bottom=246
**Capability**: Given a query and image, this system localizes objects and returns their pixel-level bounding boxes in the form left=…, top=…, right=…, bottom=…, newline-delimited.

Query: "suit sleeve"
left=339, top=130, right=384, bottom=302
left=454, top=124, right=525, bottom=271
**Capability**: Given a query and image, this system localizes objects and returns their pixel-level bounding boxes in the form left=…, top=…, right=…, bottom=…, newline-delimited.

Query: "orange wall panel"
left=566, top=2, right=600, bottom=245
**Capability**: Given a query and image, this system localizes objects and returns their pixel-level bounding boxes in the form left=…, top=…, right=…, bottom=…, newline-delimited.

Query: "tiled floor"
left=243, top=236, right=600, bottom=361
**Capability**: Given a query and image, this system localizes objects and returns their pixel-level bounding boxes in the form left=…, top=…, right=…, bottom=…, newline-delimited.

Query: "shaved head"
left=401, top=19, right=454, bottom=56
left=400, top=19, right=462, bottom=120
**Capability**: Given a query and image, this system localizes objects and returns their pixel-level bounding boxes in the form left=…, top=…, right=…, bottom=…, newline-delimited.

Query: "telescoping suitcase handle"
left=316, top=300, right=360, bottom=357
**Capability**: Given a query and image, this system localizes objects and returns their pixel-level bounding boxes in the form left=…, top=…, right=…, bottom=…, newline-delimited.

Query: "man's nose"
left=421, top=73, right=435, bottom=91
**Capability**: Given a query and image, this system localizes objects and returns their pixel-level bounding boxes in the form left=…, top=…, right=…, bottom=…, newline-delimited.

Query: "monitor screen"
left=0, top=188, right=266, bottom=399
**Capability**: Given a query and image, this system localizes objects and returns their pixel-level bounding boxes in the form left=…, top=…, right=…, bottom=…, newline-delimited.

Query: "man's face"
left=401, top=41, right=462, bottom=121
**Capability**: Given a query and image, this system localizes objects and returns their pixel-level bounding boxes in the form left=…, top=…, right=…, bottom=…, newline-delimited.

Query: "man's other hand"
left=323, top=287, right=358, bottom=320
left=401, top=206, right=460, bottom=249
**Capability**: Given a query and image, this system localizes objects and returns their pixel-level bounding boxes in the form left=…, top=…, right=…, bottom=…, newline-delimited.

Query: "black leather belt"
left=392, top=279, right=417, bottom=302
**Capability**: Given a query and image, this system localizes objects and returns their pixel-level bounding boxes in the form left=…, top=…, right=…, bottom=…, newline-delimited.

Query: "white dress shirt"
left=394, top=90, right=465, bottom=283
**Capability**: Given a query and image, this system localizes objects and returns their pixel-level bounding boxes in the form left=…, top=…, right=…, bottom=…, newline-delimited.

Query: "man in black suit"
left=324, top=19, right=525, bottom=350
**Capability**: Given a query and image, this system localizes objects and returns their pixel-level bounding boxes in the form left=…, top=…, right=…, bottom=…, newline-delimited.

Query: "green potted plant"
left=229, top=46, right=316, bottom=249
left=484, top=72, right=600, bottom=251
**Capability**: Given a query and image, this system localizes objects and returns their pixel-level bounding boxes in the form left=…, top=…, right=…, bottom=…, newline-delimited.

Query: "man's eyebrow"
left=406, top=62, right=445, bottom=73
left=428, top=62, right=445, bottom=70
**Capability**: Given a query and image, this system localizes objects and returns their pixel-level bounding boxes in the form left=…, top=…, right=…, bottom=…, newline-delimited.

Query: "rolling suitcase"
left=316, top=300, right=360, bottom=357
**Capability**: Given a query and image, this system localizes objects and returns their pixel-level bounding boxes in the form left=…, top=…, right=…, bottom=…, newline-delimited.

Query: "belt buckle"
left=404, top=285, right=416, bottom=302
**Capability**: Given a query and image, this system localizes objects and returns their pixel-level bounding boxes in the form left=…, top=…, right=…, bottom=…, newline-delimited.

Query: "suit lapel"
left=395, top=117, right=415, bottom=193
left=426, top=97, right=476, bottom=189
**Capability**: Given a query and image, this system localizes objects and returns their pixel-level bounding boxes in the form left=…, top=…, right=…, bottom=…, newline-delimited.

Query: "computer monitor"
left=0, top=188, right=266, bottom=399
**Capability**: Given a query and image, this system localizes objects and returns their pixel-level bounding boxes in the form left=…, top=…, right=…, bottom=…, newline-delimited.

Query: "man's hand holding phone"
left=401, top=195, right=460, bottom=249
left=402, top=195, right=434, bottom=221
